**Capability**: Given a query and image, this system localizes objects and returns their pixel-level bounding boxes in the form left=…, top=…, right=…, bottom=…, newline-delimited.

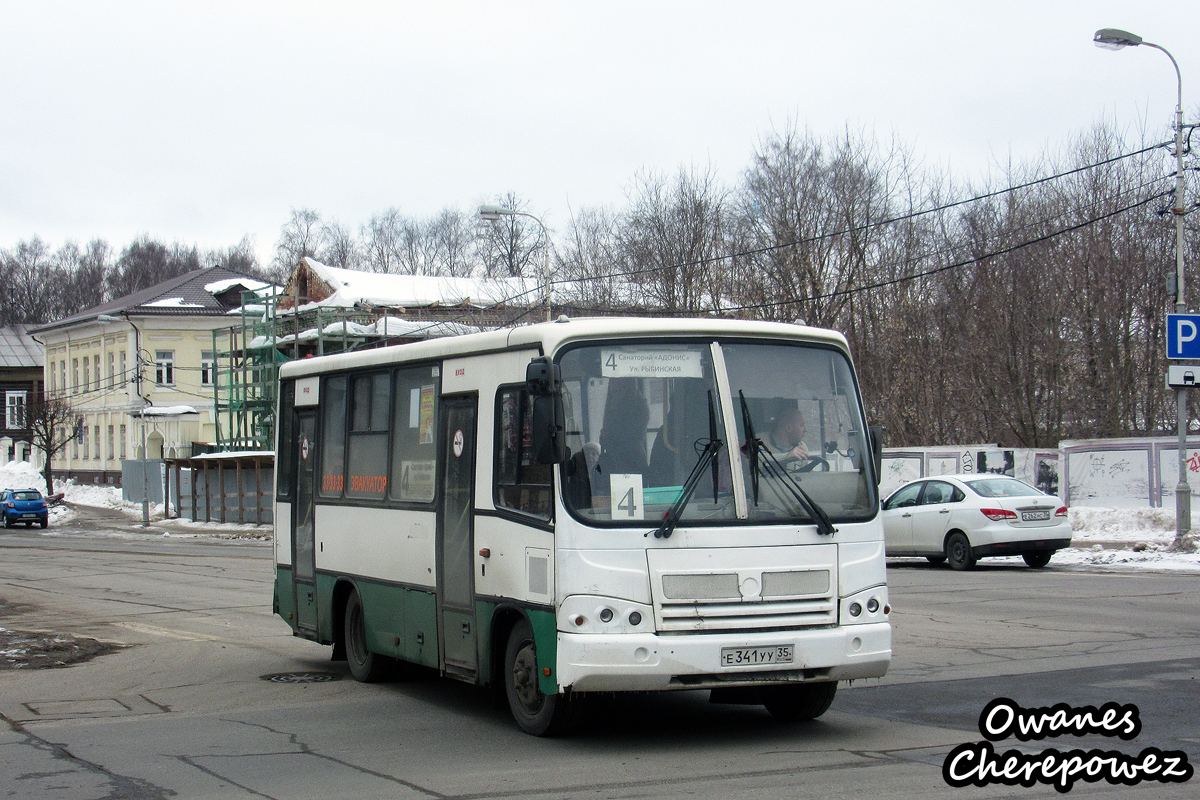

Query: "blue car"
left=2, top=488, right=49, bottom=528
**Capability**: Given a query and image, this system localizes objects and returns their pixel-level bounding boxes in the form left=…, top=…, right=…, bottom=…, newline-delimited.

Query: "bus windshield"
left=557, top=339, right=875, bottom=526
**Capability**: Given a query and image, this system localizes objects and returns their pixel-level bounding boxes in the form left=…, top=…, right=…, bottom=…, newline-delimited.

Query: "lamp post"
left=99, top=312, right=151, bottom=526
left=478, top=204, right=553, bottom=321
left=1095, top=28, right=1195, bottom=551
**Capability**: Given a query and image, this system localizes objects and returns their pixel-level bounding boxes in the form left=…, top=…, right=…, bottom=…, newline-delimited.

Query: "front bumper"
left=555, top=622, right=891, bottom=692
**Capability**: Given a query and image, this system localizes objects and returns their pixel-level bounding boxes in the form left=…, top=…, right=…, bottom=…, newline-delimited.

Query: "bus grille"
left=656, top=569, right=835, bottom=633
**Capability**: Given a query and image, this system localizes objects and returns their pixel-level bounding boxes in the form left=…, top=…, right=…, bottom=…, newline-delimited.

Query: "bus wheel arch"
left=502, top=616, right=579, bottom=736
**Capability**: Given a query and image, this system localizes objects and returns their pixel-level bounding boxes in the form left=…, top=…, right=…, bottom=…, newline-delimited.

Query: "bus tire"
left=344, top=587, right=390, bottom=682
left=504, top=618, right=578, bottom=736
left=763, top=681, right=837, bottom=721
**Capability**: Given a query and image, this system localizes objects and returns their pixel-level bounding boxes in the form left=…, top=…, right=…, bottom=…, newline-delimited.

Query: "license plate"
left=1021, top=510, right=1051, bottom=521
left=721, top=644, right=793, bottom=667
left=20, top=514, right=38, bottom=519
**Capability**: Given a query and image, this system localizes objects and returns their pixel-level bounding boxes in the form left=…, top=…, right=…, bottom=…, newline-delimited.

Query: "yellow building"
left=31, top=267, right=271, bottom=485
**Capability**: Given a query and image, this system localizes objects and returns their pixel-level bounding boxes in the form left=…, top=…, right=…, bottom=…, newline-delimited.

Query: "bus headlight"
left=559, top=596, right=654, bottom=634
left=840, top=586, right=888, bottom=625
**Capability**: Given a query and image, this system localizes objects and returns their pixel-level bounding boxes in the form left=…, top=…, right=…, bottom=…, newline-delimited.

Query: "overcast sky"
left=1, top=1, right=1197, bottom=267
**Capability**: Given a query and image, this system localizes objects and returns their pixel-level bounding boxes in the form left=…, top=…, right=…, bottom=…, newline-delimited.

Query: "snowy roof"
left=204, top=277, right=272, bottom=294
left=253, top=316, right=479, bottom=349
left=144, top=297, right=206, bottom=308
left=33, top=267, right=281, bottom=333
left=290, top=258, right=540, bottom=312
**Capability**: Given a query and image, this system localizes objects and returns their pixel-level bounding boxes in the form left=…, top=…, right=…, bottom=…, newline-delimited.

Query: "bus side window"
left=390, top=366, right=439, bottom=503
left=495, top=386, right=552, bottom=519
left=276, top=380, right=295, bottom=499
left=319, top=376, right=347, bottom=498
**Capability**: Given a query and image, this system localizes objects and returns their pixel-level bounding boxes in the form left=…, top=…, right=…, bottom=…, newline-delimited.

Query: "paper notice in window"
left=608, top=473, right=645, bottom=520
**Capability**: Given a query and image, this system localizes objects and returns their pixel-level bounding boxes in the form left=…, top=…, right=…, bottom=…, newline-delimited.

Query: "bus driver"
left=767, top=407, right=810, bottom=462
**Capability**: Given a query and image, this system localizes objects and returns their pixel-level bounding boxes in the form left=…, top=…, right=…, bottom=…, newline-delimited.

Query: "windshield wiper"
left=652, top=438, right=723, bottom=539
left=653, top=391, right=723, bottom=540
left=738, top=392, right=836, bottom=536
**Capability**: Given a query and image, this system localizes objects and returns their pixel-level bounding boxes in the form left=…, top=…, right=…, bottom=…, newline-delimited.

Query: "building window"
left=49, top=363, right=56, bottom=396
left=60, top=362, right=66, bottom=396
left=73, top=358, right=80, bottom=394
left=119, top=350, right=127, bottom=387
left=83, top=357, right=90, bottom=393
left=94, top=355, right=101, bottom=390
left=81, top=420, right=89, bottom=460
left=74, top=417, right=82, bottom=459
left=155, top=351, right=175, bottom=386
left=5, top=391, right=26, bottom=429
left=201, top=351, right=216, bottom=387
left=107, top=352, right=115, bottom=388
left=107, top=425, right=114, bottom=460
left=120, top=424, right=127, bottom=460
left=93, top=425, right=100, bottom=460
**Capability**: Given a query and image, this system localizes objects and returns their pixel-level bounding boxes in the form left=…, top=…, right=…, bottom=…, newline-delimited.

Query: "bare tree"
left=25, top=394, right=77, bottom=497
left=478, top=192, right=545, bottom=279
left=619, top=166, right=729, bottom=314
left=272, top=208, right=322, bottom=280
left=319, top=220, right=360, bottom=269
left=361, top=208, right=404, bottom=273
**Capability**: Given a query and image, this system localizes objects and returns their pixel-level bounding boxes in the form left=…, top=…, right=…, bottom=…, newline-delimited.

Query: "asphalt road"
left=0, top=522, right=1196, bottom=799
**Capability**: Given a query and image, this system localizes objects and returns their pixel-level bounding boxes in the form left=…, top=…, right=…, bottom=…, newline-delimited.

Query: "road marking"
left=111, top=621, right=224, bottom=642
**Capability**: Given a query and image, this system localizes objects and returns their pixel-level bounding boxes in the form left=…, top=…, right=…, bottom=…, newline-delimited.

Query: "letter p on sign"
left=1167, top=314, right=1200, bottom=359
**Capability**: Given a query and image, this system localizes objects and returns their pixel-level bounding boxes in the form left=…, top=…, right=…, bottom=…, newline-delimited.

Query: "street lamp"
left=99, top=312, right=151, bottom=527
left=1095, top=28, right=1195, bottom=551
left=478, top=204, right=553, bottom=322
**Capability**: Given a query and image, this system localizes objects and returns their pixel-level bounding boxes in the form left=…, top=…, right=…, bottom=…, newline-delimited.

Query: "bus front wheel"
left=763, top=681, right=837, bottom=721
left=344, top=588, right=390, bottom=682
left=504, top=619, right=578, bottom=736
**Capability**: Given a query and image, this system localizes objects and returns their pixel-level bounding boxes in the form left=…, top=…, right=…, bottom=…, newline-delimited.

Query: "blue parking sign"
left=1167, top=314, right=1200, bottom=359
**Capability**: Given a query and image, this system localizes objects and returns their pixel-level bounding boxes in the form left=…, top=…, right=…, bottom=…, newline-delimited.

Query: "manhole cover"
left=260, top=671, right=342, bottom=683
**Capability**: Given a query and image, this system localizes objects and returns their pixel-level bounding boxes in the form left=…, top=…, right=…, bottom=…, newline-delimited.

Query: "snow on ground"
left=1, top=461, right=1197, bottom=569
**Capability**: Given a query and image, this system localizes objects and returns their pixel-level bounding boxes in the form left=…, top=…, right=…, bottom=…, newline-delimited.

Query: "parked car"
left=881, top=474, right=1070, bottom=570
left=2, top=488, right=49, bottom=529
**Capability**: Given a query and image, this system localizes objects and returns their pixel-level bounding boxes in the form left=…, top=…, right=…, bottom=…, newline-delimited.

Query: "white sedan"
left=881, top=474, right=1071, bottom=570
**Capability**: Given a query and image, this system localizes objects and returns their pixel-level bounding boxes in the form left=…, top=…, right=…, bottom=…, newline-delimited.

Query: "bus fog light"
left=628, top=611, right=642, bottom=626
left=599, top=608, right=614, bottom=623
left=866, top=598, right=879, bottom=613
left=849, top=602, right=862, bottom=617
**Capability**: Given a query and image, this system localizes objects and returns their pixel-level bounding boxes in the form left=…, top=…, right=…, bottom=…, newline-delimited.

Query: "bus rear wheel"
left=763, top=681, right=837, bottom=721
left=504, top=618, right=578, bottom=736
left=344, top=587, right=390, bottom=682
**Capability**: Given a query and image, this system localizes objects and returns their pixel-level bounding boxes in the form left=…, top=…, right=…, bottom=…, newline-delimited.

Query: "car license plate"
left=721, top=644, right=793, bottom=667
left=1021, top=510, right=1051, bottom=521
left=20, top=513, right=38, bottom=519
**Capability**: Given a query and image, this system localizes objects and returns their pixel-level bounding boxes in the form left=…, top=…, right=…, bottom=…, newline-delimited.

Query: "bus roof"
left=277, top=316, right=850, bottom=379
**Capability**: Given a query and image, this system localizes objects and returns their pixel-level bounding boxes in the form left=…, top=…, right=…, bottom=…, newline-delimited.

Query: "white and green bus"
left=273, top=317, right=890, bottom=735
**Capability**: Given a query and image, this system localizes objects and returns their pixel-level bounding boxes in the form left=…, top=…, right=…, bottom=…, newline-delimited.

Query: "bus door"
left=292, top=409, right=318, bottom=634
left=437, top=395, right=478, bottom=679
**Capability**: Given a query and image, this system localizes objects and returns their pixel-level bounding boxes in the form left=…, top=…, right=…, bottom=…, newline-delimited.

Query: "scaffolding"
left=211, top=288, right=453, bottom=452
left=212, top=288, right=288, bottom=453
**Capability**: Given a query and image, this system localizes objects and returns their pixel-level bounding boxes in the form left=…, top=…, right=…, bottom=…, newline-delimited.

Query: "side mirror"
left=527, top=356, right=567, bottom=464
left=531, top=394, right=567, bottom=464
left=868, top=426, right=884, bottom=486
left=526, top=356, right=561, bottom=396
